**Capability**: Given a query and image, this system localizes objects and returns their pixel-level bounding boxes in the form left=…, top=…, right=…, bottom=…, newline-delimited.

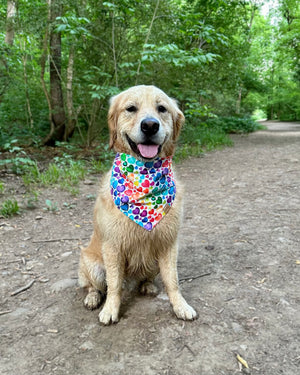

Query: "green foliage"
left=44, top=199, right=59, bottom=213
left=0, top=140, right=37, bottom=174
left=141, top=43, right=218, bottom=67
left=0, top=199, right=20, bottom=218
left=175, top=115, right=263, bottom=162
left=0, top=181, right=4, bottom=194
left=88, top=144, right=115, bottom=173
left=175, top=121, right=233, bottom=162
left=25, top=191, right=39, bottom=209
left=23, top=155, right=87, bottom=195
left=204, top=117, right=264, bottom=134
left=0, top=0, right=298, bottom=148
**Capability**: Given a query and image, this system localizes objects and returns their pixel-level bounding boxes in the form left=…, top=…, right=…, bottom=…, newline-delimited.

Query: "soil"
left=1, top=121, right=299, bottom=375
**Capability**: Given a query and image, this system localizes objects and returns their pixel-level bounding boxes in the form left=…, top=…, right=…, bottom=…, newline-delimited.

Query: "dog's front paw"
left=99, top=302, right=119, bottom=325
left=84, top=290, right=102, bottom=310
left=173, top=300, right=197, bottom=321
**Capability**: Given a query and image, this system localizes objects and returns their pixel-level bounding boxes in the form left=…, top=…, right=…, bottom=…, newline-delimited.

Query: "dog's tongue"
left=137, top=144, right=159, bottom=159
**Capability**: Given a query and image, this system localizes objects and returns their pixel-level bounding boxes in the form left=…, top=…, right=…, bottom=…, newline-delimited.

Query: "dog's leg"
left=84, top=287, right=102, bottom=310
left=78, top=249, right=106, bottom=310
left=158, top=243, right=197, bottom=320
left=99, top=244, right=124, bottom=325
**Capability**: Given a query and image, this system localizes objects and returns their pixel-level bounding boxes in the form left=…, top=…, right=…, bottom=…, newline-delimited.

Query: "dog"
left=78, top=85, right=197, bottom=325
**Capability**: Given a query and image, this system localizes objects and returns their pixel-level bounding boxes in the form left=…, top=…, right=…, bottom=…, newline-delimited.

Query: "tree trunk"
left=236, top=85, right=242, bottom=115
left=5, top=1, right=16, bottom=46
left=1, top=1, right=16, bottom=99
left=65, top=45, right=76, bottom=139
left=41, top=0, right=55, bottom=140
left=21, top=47, right=34, bottom=128
left=43, top=0, right=66, bottom=146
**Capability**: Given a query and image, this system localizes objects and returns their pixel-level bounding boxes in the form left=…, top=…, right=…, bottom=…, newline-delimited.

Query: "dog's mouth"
left=126, top=135, right=162, bottom=159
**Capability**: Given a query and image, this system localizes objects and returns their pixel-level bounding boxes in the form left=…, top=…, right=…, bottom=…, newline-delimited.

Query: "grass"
left=0, top=181, right=4, bottom=194
left=23, top=156, right=87, bottom=195
left=0, top=199, right=20, bottom=217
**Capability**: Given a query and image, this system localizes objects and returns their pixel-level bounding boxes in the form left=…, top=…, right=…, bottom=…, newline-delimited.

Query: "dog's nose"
left=141, top=118, right=160, bottom=136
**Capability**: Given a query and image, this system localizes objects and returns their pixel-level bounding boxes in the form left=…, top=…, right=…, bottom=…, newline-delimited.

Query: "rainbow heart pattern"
left=110, top=153, right=176, bottom=231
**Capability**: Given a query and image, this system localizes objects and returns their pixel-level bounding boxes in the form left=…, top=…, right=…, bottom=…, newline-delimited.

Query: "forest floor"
left=1, top=121, right=300, bottom=375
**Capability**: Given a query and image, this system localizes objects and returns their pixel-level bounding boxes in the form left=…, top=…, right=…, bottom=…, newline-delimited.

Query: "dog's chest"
left=114, top=217, right=175, bottom=278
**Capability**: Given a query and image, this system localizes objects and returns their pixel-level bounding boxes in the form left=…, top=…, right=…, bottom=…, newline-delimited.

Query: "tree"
left=0, top=0, right=299, bottom=148
left=42, top=0, right=66, bottom=145
left=5, top=0, right=15, bottom=45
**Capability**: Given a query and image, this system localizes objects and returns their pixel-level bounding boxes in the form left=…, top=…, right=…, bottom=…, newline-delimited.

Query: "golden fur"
left=78, top=85, right=197, bottom=324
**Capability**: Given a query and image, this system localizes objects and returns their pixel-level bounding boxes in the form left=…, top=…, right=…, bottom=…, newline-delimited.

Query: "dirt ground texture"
left=1, top=121, right=299, bottom=375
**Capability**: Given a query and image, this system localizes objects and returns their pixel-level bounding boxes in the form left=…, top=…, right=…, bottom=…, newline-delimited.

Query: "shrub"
left=204, top=116, right=263, bottom=134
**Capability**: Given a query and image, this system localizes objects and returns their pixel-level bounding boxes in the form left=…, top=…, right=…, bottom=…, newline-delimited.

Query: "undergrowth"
left=175, top=116, right=263, bottom=162
left=22, top=156, right=87, bottom=195
left=0, top=116, right=262, bottom=216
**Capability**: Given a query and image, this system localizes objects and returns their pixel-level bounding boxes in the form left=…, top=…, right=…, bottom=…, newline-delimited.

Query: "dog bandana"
left=110, top=153, right=176, bottom=231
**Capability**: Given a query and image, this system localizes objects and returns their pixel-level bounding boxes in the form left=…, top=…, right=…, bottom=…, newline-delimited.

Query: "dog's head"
left=108, top=85, right=184, bottom=160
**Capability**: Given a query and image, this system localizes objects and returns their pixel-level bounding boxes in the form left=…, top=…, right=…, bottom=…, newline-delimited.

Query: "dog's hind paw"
left=139, top=281, right=159, bottom=296
left=84, top=290, right=102, bottom=310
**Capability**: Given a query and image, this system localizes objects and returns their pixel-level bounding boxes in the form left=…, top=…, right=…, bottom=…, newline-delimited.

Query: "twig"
left=11, top=279, right=35, bottom=296
left=135, top=0, right=160, bottom=84
left=0, top=310, right=12, bottom=316
left=1, top=259, right=22, bottom=264
left=32, top=237, right=89, bottom=243
left=179, top=272, right=211, bottom=282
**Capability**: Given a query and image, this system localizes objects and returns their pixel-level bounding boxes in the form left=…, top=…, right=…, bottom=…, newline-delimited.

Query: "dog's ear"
left=108, top=94, right=119, bottom=149
left=171, top=99, right=185, bottom=141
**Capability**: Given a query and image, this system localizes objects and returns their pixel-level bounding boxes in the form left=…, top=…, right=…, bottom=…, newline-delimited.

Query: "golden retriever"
left=78, top=85, right=197, bottom=324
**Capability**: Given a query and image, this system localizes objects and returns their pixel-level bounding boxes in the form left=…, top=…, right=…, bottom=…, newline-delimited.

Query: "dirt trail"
left=1, top=121, right=300, bottom=375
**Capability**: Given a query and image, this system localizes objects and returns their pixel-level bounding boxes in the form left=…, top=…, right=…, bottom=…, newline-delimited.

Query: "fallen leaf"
left=75, top=224, right=81, bottom=228
left=237, top=354, right=249, bottom=369
left=296, top=260, right=300, bottom=265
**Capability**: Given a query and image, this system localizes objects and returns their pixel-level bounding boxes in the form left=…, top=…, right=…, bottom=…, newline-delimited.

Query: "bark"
left=21, top=50, right=34, bottom=128
left=5, top=1, right=16, bottom=46
left=41, top=0, right=55, bottom=140
left=236, top=85, right=242, bottom=115
left=65, top=46, right=76, bottom=139
left=43, top=0, right=66, bottom=146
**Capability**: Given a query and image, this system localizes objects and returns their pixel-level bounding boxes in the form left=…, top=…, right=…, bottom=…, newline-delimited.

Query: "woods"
left=0, top=0, right=299, bottom=147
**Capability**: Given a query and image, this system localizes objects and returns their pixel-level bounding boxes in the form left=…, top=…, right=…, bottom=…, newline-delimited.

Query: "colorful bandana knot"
left=110, top=153, right=176, bottom=231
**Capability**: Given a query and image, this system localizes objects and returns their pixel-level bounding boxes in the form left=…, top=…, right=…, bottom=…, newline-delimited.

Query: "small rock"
left=83, top=180, right=94, bottom=185
left=242, top=368, right=251, bottom=374
left=231, top=322, right=243, bottom=333
left=205, top=245, right=215, bottom=251
left=278, top=298, right=290, bottom=307
left=51, top=278, right=77, bottom=293
left=61, top=251, right=72, bottom=258
left=157, top=293, right=169, bottom=301
left=80, top=341, right=94, bottom=351
left=35, top=216, right=43, bottom=220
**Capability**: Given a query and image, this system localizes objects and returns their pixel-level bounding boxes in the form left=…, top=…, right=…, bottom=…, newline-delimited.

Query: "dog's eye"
left=126, top=105, right=137, bottom=113
left=157, top=105, right=167, bottom=113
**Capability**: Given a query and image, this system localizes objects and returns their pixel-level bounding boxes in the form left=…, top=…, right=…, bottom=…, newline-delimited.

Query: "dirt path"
left=1, top=121, right=299, bottom=375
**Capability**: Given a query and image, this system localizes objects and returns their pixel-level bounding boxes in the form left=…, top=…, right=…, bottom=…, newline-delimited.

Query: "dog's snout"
left=141, top=118, right=160, bottom=136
